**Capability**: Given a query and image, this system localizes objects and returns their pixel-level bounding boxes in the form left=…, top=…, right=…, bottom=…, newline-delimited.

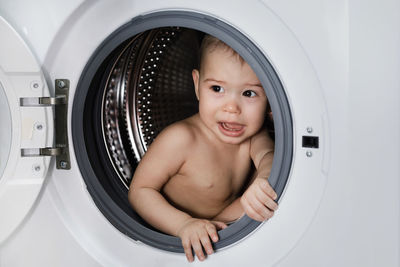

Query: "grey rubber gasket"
left=72, top=11, right=293, bottom=253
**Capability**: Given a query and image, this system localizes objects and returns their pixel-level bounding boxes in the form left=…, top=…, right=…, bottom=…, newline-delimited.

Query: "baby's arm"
left=212, top=198, right=244, bottom=223
left=129, top=124, right=192, bottom=235
left=128, top=123, right=226, bottom=262
left=241, top=131, right=278, bottom=221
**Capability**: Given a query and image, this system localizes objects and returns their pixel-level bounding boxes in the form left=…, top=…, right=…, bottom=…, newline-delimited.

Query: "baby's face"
left=192, top=47, right=267, bottom=145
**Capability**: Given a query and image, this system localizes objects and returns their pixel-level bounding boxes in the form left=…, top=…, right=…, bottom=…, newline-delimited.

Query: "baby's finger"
left=199, top=234, right=214, bottom=255
left=255, top=186, right=278, bottom=211
left=243, top=203, right=265, bottom=221
left=264, top=197, right=278, bottom=211
left=191, top=237, right=206, bottom=261
left=250, top=196, right=274, bottom=220
left=211, top=221, right=228, bottom=231
left=182, top=238, right=194, bottom=262
left=257, top=179, right=277, bottom=200
left=206, top=223, right=220, bottom=243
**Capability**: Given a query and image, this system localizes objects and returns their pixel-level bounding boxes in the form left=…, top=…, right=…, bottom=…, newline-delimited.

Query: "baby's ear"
left=192, top=69, right=200, bottom=100
left=268, top=111, right=273, bottom=121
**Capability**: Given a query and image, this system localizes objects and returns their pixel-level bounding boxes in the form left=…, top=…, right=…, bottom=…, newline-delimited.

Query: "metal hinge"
left=20, top=79, right=71, bottom=170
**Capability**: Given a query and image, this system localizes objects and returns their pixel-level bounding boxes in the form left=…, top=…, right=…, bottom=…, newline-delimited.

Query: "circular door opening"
left=72, top=11, right=292, bottom=252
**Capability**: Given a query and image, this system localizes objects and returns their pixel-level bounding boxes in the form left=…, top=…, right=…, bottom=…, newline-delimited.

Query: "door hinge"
left=20, top=79, right=71, bottom=170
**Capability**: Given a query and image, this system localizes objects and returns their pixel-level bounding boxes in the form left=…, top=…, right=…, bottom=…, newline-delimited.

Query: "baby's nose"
left=223, top=99, right=240, bottom=113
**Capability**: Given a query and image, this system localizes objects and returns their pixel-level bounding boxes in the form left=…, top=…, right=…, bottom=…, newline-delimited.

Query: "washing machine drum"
left=78, top=27, right=210, bottom=252
left=102, top=27, right=200, bottom=187
left=73, top=15, right=291, bottom=253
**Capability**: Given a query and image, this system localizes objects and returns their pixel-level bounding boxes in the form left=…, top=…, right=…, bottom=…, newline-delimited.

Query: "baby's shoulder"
left=249, top=129, right=274, bottom=158
left=156, top=117, right=197, bottom=146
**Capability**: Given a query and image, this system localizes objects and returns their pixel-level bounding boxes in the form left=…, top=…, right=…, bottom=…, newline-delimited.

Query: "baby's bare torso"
left=162, top=119, right=252, bottom=219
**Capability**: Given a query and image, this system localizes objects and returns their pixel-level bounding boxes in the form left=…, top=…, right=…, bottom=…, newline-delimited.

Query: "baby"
left=128, top=35, right=278, bottom=262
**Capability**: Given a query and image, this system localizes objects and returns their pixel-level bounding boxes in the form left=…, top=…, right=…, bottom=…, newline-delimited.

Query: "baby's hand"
left=177, top=218, right=227, bottom=262
left=241, top=178, right=278, bottom=221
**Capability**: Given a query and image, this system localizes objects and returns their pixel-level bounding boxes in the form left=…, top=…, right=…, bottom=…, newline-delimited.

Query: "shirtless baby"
left=128, top=35, right=278, bottom=262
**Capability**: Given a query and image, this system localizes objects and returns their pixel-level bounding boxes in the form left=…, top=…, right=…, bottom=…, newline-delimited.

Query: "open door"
left=0, top=16, right=57, bottom=243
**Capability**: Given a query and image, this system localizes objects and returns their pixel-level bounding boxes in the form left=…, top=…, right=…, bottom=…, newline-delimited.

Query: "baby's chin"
left=217, top=135, right=250, bottom=145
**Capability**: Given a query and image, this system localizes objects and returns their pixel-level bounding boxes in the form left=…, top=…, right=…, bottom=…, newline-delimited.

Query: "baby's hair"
left=198, top=35, right=245, bottom=70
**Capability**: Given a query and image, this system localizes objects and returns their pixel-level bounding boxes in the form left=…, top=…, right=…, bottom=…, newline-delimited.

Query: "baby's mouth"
left=218, top=122, right=245, bottom=137
left=220, top=122, right=243, bottom=131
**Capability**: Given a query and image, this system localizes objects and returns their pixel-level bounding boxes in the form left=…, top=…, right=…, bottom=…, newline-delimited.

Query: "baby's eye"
left=211, top=85, right=224, bottom=93
left=243, top=90, right=257, bottom=97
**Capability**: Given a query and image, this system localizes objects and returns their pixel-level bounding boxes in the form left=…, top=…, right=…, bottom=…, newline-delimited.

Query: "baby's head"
left=195, top=35, right=255, bottom=87
left=192, top=35, right=271, bottom=144
left=198, top=35, right=245, bottom=73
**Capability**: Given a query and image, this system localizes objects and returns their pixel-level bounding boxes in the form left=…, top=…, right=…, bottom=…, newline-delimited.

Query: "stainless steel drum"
left=101, top=27, right=199, bottom=188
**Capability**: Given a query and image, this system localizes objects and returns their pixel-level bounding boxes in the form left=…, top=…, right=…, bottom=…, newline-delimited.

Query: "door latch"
left=20, top=79, right=71, bottom=170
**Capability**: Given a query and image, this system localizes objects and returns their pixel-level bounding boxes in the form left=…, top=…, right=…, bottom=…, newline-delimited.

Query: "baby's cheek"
left=256, top=109, right=266, bottom=121
left=253, top=113, right=267, bottom=130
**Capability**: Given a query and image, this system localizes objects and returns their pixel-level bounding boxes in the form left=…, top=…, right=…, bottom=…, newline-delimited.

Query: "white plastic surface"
left=0, top=84, right=11, bottom=179
left=37, top=1, right=328, bottom=266
left=0, top=16, right=53, bottom=243
left=0, top=0, right=85, bottom=63
left=0, top=0, right=398, bottom=266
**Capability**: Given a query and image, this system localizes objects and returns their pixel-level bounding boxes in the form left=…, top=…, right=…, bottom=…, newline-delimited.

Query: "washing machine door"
left=0, top=17, right=59, bottom=243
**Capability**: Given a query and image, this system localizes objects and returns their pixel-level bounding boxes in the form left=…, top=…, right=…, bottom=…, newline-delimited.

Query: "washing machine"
left=0, top=0, right=399, bottom=266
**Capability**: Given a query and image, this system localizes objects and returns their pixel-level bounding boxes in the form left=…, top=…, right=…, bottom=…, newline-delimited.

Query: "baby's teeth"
left=223, top=123, right=240, bottom=131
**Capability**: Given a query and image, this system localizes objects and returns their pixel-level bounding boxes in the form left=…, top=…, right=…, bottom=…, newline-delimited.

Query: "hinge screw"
left=57, top=80, right=66, bottom=89
left=31, top=81, right=41, bottom=90
left=59, top=161, right=68, bottom=169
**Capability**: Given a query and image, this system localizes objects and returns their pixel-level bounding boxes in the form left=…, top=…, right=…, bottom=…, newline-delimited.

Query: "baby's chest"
left=183, top=151, right=251, bottom=192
